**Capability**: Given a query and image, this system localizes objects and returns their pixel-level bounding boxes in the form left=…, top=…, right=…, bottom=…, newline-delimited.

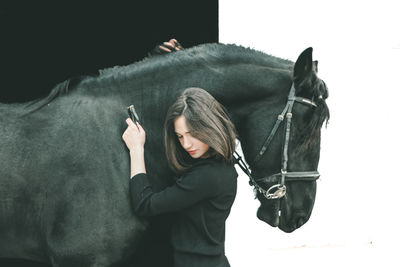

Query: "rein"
left=234, top=84, right=320, bottom=199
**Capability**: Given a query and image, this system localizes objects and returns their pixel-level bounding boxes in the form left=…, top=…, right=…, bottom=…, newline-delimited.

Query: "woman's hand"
left=159, top=39, right=183, bottom=53
left=149, top=38, right=183, bottom=56
left=122, top=118, right=146, bottom=151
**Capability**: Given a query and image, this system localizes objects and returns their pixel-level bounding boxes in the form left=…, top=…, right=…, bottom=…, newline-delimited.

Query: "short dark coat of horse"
left=0, top=43, right=329, bottom=267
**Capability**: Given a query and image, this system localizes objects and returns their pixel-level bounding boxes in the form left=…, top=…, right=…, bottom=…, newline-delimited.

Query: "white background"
left=220, top=1, right=400, bottom=266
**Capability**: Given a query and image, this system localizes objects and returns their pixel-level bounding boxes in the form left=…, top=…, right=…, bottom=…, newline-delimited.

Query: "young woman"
left=122, top=87, right=238, bottom=267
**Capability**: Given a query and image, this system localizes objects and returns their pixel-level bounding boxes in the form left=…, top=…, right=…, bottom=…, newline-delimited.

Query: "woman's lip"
left=188, top=150, right=196, bottom=154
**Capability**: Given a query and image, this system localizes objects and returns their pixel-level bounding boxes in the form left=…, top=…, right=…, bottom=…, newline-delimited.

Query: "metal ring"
left=266, top=184, right=287, bottom=199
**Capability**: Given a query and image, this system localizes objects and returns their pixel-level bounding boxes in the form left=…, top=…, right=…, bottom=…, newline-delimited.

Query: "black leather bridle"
left=234, top=84, right=320, bottom=199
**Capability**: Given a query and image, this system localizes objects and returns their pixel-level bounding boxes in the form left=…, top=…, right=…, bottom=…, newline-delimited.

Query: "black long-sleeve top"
left=130, top=158, right=238, bottom=267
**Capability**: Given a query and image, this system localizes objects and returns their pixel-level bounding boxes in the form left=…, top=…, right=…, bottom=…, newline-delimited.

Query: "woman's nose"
left=182, top=137, right=192, bottom=149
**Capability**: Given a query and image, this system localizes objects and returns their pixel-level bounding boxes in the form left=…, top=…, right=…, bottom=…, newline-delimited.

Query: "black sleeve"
left=130, top=165, right=219, bottom=216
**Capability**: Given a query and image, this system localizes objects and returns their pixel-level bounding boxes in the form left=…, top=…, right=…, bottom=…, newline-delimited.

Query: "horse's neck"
left=213, top=68, right=292, bottom=124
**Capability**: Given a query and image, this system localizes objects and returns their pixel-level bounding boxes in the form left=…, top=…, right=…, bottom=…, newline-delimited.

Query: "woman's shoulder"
left=177, top=158, right=237, bottom=194
left=190, top=158, right=237, bottom=178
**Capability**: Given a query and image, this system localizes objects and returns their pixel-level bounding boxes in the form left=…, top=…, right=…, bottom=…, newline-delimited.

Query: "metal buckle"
left=265, top=184, right=287, bottom=199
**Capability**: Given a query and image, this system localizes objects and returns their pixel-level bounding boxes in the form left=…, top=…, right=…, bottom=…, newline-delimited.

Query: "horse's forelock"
left=295, top=78, right=329, bottom=153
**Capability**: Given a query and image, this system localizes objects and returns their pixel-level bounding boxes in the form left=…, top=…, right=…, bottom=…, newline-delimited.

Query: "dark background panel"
left=0, top=1, right=217, bottom=266
left=0, top=1, right=218, bottom=103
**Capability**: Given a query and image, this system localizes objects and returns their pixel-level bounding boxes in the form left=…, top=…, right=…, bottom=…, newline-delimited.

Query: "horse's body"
left=0, top=43, right=329, bottom=266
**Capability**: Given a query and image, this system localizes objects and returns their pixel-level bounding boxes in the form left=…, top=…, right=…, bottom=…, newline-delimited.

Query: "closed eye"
left=175, top=131, right=191, bottom=139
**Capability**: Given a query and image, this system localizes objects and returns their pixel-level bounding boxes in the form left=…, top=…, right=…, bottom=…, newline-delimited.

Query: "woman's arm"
left=122, top=118, right=227, bottom=216
left=129, top=165, right=221, bottom=216
left=122, top=118, right=146, bottom=177
left=130, top=147, right=146, bottom=178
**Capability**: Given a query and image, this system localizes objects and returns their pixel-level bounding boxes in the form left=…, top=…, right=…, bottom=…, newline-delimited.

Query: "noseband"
left=234, top=84, right=320, bottom=199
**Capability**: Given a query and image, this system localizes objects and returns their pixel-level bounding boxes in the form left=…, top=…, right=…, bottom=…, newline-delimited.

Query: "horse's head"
left=238, top=47, right=329, bottom=232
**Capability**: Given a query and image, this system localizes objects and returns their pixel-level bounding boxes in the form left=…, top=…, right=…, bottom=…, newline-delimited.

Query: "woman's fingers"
left=163, top=41, right=175, bottom=49
left=136, top=122, right=145, bottom=133
left=171, top=39, right=183, bottom=50
left=160, top=39, right=182, bottom=52
left=126, top=118, right=135, bottom=126
left=126, top=117, right=140, bottom=130
left=159, top=46, right=172, bottom=52
left=149, top=39, right=183, bottom=56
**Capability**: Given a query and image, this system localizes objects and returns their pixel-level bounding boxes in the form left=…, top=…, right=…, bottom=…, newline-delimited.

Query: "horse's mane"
left=23, top=43, right=293, bottom=115
left=96, top=43, right=293, bottom=78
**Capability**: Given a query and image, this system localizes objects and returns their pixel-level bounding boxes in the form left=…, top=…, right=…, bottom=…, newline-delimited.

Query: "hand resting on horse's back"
left=150, top=38, right=183, bottom=55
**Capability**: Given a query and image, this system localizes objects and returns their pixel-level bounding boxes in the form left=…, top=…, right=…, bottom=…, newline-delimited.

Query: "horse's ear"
left=293, top=47, right=313, bottom=80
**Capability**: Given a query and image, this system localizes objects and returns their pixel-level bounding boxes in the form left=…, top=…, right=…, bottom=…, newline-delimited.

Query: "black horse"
left=0, top=43, right=329, bottom=266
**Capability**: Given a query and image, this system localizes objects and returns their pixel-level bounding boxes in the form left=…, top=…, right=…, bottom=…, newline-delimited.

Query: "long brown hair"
left=164, top=87, right=237, bottom=173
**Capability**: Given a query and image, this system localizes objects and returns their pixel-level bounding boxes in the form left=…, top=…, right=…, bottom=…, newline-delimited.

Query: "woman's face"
left=174, top=115, right=210, bottom=159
